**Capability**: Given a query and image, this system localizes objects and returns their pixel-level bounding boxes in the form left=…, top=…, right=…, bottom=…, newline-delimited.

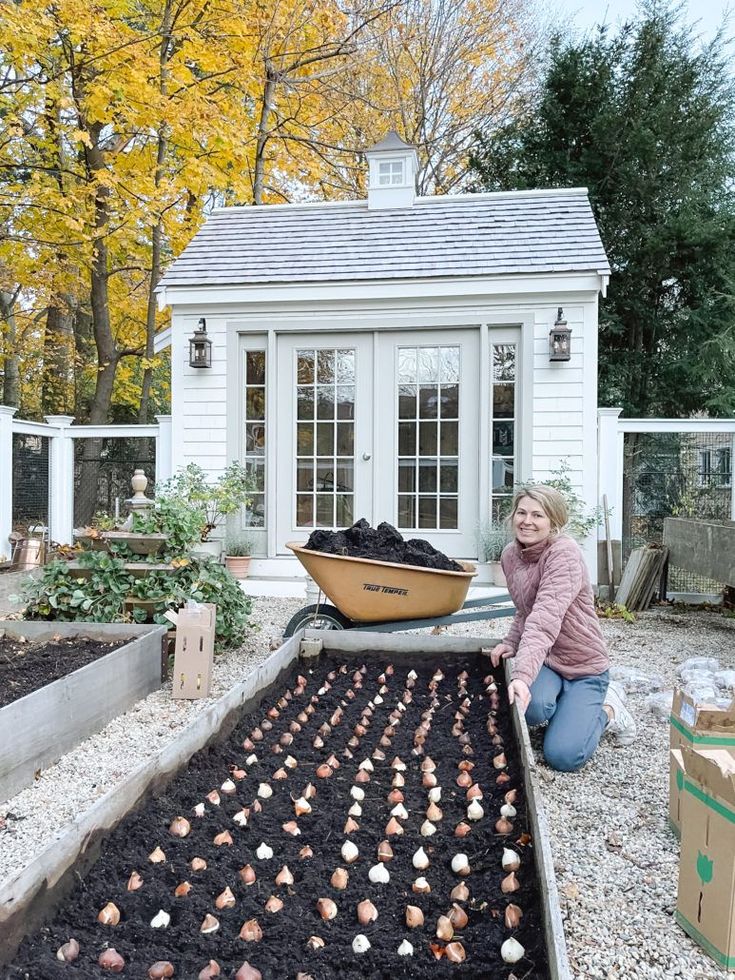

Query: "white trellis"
left=0, top=408, right=172, bottom=551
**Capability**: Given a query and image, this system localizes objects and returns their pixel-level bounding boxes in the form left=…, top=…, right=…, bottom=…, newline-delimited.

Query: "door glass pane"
left=493, top=420, right=514, bottom=456
left=317, top=387, right=335, bottom=419
left=398, top=384, right=416, bottom=419
left=297, top=460, right=314, bottom=492
left=440, top=461, right=458, bottom=493
left=316, top=493, right=333, bottom=526
left=297, top=351, right=315, bottom=384
left=247, top=351, right=266, bottom=385
left=246, top=388, right=265, bottom=421
left=418, top=459, right=437, bottom=493
left=246, top=423, right=266, bottom=455
left=398, top=422, right=416, bottom=455
left=336, top=386, right=354, bottom=419
left=418, top=496, right=437, bottom=527
left=398, top=459, right=415, bottom=492
left=297, top=387, right=314, bottom=420
left=419, top=422, right=437, bottom=456
left=490, top=343, right=517, bottom=518
left=317, top=349, right=335, bottom=383
left=419, top=385, right=438, bottom=419
left=398, top=495, right=415, bottom=527
left=493, top=383, right=514, bottom=419
left=296, top=348, right=356, bottom=529
left=440, top=421, right=458, bottom=455
left=297, top=423, right=314, bottom=455
left=439, top=497, right=458, bottom=529
left=244, top=349, right=267, bottom=528
left=396, top=344, right=460, bottom=530
left=336, top=350, right=355, bottom=383
left=440, top=384, right=459, bottom=419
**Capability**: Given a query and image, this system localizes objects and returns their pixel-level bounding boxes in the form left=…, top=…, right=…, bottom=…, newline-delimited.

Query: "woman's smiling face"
left=512, top=495, right=552, bottom=546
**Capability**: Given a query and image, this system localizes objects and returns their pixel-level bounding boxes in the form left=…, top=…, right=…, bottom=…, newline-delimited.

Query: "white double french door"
left=275, top=329, right=480, bottom=557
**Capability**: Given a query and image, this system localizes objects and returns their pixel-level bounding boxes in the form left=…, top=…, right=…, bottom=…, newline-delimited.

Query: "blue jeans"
left=525, top=665, right=609, bottom=772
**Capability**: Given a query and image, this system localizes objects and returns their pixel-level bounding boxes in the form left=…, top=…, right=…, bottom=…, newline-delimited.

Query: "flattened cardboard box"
left=677, top=745, right=735, bottom=972
left=669, top=748, right=684, bottom=838
left=172, top=603, right=216, bottom=699
left=670, top=688, right=735, bottom=752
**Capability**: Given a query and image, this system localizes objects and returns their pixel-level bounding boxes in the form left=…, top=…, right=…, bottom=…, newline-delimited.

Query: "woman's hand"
left=507, top=679, right=531, bottom=714
left=488, top=642, right=515, bottom=668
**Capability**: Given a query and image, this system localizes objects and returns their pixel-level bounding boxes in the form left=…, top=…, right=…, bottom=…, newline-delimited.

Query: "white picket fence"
left=0, top=408, right=172, bottom=554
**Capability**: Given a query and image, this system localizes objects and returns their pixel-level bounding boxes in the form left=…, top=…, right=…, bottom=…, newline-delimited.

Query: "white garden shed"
left=156, top=133, right=610, bottom=578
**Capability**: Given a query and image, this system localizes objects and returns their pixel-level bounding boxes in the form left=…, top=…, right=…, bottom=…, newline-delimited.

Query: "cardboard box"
left=676, top=746, right=735, bottom=971
left=171, top=603, right=216, bottom=699
left=669, top=747, right=685, bottom=838
left=670, top=689, right=735, bottom=753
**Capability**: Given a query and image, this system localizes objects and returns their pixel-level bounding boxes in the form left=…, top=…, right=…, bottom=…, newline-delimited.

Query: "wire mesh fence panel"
left=622, top=431, right=731, bottom=594
left=73, top=437, right=157, bottom=528
left=12, top=433, right=50, bottom=534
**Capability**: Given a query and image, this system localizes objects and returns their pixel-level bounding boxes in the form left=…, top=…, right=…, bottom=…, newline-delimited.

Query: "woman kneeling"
left=490, top=485, right=635, bottom=772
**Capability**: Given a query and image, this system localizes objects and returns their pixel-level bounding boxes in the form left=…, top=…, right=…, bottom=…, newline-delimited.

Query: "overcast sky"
left=554, top=0, right=732, bottom=44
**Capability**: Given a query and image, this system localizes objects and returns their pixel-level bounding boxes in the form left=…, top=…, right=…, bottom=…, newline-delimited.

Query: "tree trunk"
left=76, top=129, right=119, bottom=525
left=139, top=2, right=172, bottom=423
left=42, top=303, right=75, bottom=415
left=0, top=290, right=21, bottom=408
left=253, top=73, right=277, bottom=206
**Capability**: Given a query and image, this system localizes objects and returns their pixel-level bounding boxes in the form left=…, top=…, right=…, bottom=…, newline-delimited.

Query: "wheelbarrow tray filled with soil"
left=0, top=630, right=569, bottom=980
left=287, top=543, right=477, bottom=623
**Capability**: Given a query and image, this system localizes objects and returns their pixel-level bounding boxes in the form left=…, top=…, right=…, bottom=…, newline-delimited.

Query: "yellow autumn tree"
left=0, top=0, right=543, bottom=430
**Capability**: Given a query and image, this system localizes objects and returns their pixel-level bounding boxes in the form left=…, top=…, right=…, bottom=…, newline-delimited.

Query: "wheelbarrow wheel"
left=283, top=603, right=354, bottom=637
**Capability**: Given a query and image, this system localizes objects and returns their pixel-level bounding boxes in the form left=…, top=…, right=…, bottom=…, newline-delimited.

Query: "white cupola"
left=364, top=131, right=418, bottom=210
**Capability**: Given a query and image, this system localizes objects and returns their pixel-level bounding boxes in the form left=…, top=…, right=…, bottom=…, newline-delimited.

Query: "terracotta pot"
left=225, top=555, right=251, bottom=579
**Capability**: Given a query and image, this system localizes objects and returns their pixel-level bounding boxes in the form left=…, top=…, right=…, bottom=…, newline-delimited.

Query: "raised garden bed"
left=0, top=632, right=127, bottom=708
left=0, top=622, right=168, bottom=805
left=0, top=631, right=568, bottom=979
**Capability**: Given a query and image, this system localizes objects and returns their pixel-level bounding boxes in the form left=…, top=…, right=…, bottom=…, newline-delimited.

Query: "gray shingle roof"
left=157, top=189, right=610, bottom=290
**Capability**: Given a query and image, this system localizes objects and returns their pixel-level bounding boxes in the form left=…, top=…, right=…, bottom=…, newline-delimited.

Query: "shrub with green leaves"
left=23, top=552, right=251, bottom=650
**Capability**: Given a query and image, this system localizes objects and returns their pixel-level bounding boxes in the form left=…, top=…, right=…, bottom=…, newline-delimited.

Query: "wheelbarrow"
left=283, top=542, right=515, bottom=636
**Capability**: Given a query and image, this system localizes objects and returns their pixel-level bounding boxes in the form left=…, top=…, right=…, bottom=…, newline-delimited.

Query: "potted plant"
left=224, top=534, right=254, bottom=579
left=477, top=520, right=509, bottom=587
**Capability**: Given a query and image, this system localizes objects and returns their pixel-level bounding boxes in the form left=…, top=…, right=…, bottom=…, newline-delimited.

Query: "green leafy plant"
left=130, top=491, right=206, bottom=557
left=595, top=599, right=636, bottom=623
left=160, top=463, right=255, bottom=541
left=476, top=520, right=509, bottom=562
left=524, top=461, right=602, bottom=541
left=22, top=553, right=251, bottom=650
left=225, top=533, right=254, bottom=557
left=91, top=511, right=117, bottom=531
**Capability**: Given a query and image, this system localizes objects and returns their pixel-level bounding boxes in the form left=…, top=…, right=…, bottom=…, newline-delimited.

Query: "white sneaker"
left=604, top=681, right=637, bottom=746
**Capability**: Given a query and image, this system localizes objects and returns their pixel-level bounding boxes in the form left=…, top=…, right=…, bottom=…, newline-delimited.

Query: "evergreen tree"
left=470, top=6, right=735, bottom=416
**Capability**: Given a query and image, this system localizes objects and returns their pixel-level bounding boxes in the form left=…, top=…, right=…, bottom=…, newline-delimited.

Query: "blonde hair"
left=508, top=485, right=568, bottom=537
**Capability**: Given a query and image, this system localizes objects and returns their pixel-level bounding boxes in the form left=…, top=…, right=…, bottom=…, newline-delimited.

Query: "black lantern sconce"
left=189, top=317, right=212, bottom=368
left=549, top=308, right=572, bottom=362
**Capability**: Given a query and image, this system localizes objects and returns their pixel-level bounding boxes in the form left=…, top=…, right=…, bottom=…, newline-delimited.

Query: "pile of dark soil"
left=304, top=520, right=463, bottom=572
left=0, top=635, right=127, bottom=708
left=6, top=654, right=548, bottom=980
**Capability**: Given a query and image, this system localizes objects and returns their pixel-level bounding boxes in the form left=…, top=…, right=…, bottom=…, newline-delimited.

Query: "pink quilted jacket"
left=500, top=535, right=609, bottom=687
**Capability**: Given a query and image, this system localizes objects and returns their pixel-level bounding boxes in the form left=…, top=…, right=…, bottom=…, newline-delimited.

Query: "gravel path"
left=1, top=600, right=734, bottom=979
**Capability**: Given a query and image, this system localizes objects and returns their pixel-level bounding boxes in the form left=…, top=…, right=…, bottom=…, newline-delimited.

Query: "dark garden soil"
left=0, top=635, right=127, bottom=708
left=5, top=653, right=549, bottom=980
left=305, top=519, right=463, bottom=572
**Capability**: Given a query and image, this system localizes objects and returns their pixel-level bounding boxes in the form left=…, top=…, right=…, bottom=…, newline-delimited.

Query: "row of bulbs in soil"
left=56, top=662, right=527, bottom=978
